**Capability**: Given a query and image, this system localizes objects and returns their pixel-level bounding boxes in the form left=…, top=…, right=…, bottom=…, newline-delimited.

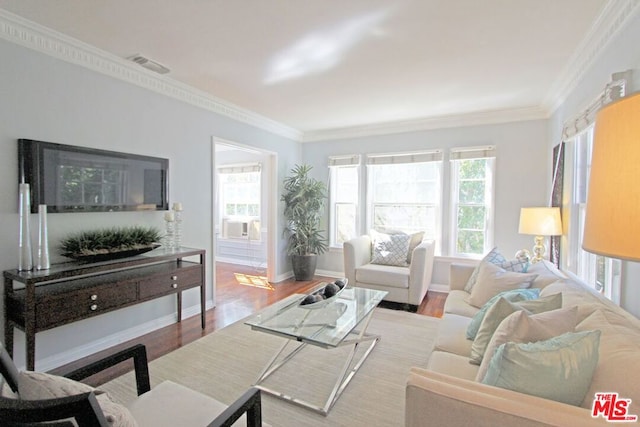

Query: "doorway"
left=212, top=137, right=277, bottom=306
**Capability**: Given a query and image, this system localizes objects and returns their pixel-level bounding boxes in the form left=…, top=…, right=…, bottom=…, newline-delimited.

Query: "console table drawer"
left=37, top=281, right=138, bottom=329
left=138, top=265, right=202, bottom=299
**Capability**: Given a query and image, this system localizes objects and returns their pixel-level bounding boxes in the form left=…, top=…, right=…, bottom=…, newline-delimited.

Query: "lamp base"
left=531, top=235, right=546, bottom=263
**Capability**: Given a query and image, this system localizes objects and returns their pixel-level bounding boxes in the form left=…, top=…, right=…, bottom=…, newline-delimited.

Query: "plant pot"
left=291, top=254, right=318, bottom=281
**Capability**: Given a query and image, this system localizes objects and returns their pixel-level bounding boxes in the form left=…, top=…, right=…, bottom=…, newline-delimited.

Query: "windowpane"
left=451, top=157, right=494, bottom=257
left=457, top=230, right=484, bottom=254
left=370, top=163, right=439, bottom=204
left=219, top=170, right=261, bottom=226
left=458, top=181, right=485, bottom=204
left=335, top=203, right=356, bottom=245
left=329, top=164, right=359, bottom=247
left=372, top=205, right=437, bottom=237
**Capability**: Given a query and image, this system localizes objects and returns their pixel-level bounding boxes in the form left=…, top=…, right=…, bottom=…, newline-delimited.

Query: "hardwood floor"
left=52, top=262, right=446, bottom=386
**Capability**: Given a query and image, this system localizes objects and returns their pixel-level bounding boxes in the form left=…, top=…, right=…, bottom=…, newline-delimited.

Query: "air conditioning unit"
left=222, top=219, right=248, bottom=239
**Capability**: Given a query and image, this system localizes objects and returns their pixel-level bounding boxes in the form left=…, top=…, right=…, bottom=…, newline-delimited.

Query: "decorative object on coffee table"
left=60, top=226, right=161, bottom=262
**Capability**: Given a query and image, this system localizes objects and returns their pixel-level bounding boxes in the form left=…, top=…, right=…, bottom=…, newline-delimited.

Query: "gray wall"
left=0, top=38, right=300, bottom=369
left=302, top=119, right=551, bottom=286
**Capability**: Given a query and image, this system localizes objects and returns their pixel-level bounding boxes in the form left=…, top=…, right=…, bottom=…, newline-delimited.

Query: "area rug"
left=100, top=308, right=439, bottom=426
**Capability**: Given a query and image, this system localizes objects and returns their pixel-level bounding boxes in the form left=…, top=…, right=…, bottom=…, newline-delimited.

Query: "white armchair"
left=343, top=235, right=435, bottom=311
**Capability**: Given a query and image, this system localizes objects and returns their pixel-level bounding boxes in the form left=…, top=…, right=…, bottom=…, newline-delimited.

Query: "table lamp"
left=583, top=92, right=640, bottom=261
left=518, top=207, right=562, bottom=263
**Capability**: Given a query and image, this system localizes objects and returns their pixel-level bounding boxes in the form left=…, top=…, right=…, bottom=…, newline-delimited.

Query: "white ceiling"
left=0, top=0, right=614, bottom=138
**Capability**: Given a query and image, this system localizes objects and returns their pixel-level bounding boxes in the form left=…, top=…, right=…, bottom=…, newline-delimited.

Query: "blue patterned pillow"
left=466, top=288, right=540, bottom=340
left=482, top=330, right=601, bottom=406
left=370, top=230, right=411, bottom=266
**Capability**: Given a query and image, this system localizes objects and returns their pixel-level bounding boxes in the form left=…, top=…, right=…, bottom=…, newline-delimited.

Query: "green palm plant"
left=281, top=164, right=328, bottom=257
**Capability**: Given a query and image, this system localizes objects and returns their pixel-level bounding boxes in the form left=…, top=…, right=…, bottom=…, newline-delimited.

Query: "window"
left=328, top=155, right=360, bottom=247
left=366, top=151, right=443, bottom=243
left=569, top=128, right=621, bottom=302
left=449, top=147, right=495, bottom=257
left=218, top=163, right=261, bottom=239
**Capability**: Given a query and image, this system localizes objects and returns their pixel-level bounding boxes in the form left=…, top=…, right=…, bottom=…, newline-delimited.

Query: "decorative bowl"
left=64, top=244, right=161, bottom=263
left=298, top=278, right=348, bottom=309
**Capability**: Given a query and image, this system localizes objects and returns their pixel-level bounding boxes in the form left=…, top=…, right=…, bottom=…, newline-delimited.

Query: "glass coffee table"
left=245, top=285, right=388, bottom=415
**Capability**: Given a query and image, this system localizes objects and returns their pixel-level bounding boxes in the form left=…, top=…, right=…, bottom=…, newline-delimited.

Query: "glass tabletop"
left=245, top=286, right=388, bottom=348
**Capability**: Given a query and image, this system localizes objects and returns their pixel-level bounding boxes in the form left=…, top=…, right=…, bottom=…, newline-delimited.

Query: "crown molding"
left=542, top=0, right=640, bottom=114
left=0, top=9, right=303, bottom=141
left=1, top=2, right=636, bottom=144
left=302, top=106, right=548, bottom=142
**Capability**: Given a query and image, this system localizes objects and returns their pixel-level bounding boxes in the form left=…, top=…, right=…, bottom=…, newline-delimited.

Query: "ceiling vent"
left=127, top=54, right=170, bottom=75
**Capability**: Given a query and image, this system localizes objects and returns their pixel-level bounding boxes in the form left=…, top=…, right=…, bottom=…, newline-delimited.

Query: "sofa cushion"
left=17, top=371, right=136, bottom=426
left=370, top=230, right=411, bottom=266
left=434, top=314, right=473, bottom=356
left=482, top=330, right=601, bottom=407
left=576, top=309, right=640, bottom=415
left=426, top=351, right=479, bottom=381
left=443, top=290, right=480, bottom=318
left=467, top=262, right=538, bottom=308
left=470, top=293, right=563, bottom=364
left=466, top=288, right=541, bottom=340
left=476, top=306, right=578, bottom=382
left=356, top=263, right=409, bottom=288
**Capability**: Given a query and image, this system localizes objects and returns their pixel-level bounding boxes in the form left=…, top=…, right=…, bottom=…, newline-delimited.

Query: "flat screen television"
left=18, top=139, right=169, bottom=213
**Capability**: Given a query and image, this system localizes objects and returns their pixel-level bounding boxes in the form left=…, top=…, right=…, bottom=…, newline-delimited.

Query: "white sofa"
left=343, top=235, right=435, bottom=311
left=406, top=260, right=640, bottom=426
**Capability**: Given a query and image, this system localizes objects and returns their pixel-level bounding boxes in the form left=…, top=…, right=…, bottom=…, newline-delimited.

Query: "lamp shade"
left=519, top=207, right=562, bottom=236
left=583, top=92, right=640, bottom=261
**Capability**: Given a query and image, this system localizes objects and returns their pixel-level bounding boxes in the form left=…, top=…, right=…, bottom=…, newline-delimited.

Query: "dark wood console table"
left=3, top=247, right=206, bottom=370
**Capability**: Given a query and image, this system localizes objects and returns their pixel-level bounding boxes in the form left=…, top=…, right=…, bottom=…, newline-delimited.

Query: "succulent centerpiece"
left=60, top=226, right=161, bottom=262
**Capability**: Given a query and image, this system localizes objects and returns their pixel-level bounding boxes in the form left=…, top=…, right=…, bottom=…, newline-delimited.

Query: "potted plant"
left=281, top=164, right=328, bottom=280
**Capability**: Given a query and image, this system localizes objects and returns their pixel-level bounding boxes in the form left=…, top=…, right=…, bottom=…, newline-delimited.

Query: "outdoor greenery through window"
left=450, top=150, right=495, bottom=257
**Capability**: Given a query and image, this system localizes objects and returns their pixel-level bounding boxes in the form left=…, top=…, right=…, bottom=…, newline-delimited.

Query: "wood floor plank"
left=51, top=262, right=445, bottom=386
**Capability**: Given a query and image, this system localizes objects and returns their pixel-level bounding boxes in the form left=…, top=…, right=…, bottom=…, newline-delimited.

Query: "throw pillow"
left=575, top=309, right=640, bottom=413
left=526, top=260, right=566, bottom=289
left=406, top=231, right=425, bottom=264
left=469, top=293, right=563, bottom=364
left=18, top=371, right=137, bottom=426
left=464, top=247, right=507, bottom=292
left=370, top=230, right=411, bottom=267
left=467, top=262, right=538, bottom=308
left=466, top=288, right=541, bottom=340
left=475, top=306, right=578, bottom=382
left=482, top=330, right=601, bottom=407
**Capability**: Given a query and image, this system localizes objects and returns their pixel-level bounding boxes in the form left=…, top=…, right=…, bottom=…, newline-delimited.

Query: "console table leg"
left=177, top=292, right=182, bottom=322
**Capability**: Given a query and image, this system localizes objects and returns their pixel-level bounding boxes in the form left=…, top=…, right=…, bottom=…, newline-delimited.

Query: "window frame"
left=328, top=155, right=361, bottom=248
left=449, top=147, right=496, bottom=258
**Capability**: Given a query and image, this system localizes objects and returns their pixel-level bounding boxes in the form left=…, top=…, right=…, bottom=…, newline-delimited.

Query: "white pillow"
left=470, top=293, right=563, bottom=365
left=370, top=230, right=411, bottom=266
left=476, top=306, right=578, bottom=382
left=464, top=247, right=507, bottom=292
left=467, top=262, right=538, bottom=308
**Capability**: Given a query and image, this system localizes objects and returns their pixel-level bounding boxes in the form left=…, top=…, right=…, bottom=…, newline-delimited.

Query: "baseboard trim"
left=429, top=283, right=450, bottom=293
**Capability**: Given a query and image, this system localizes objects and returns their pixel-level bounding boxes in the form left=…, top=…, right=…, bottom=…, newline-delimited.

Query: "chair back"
left=0, top=343, right=20, bottom=394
